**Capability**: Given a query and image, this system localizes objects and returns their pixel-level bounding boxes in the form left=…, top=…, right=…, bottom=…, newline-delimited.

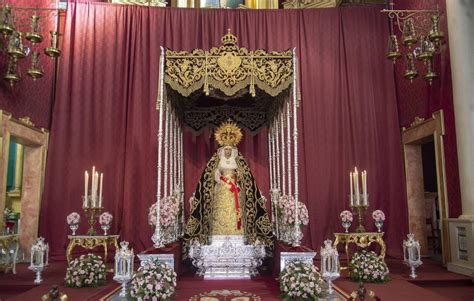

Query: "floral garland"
left=99, top=212, right=113, bottom=225
left=280, top=261, right=328, bottom=300
left=66, top=212, right=80, bottom=225
left=65, top=254, right=106, bottom=288
left=130, top=259, right=177, bottom=300
left=372, top=210, right=386, bottom=222
left=349, top=250, right=389, bottom=283
left=148, top=195, right=180, bottom=228
left=278, top=195, right=309, bottom=226
left=340, top=210, right=353, bottom=223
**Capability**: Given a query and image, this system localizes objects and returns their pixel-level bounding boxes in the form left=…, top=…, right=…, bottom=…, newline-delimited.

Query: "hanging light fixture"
left=0, top=2, right=61, bottom=86
left=382, top=4, right=444, bottom=85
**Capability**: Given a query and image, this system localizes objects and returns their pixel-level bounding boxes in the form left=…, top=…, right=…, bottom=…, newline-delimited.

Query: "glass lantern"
left=113, top=241, right=134, bottom=297
left=28, top=237, right=49, bottom=284
left=403, top=233, right=422, bottom=279
left=320, top=239, right=340, bottom=294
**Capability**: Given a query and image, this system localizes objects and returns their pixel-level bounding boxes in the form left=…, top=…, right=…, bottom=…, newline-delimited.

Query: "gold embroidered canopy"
left=164, top=30, right=294, bottom=100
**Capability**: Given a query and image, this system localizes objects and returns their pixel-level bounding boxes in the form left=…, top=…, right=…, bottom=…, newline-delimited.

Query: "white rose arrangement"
left=130, top=259, right=177, bottom=300
left=349, top=250, right=389, bottom=283
left=280, top=261, right=328, bottom=300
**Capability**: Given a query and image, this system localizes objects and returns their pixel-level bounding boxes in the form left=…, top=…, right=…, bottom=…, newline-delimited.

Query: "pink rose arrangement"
left=349, top=250, right=389, bottom=283
left=130, top=260, right=177, bottom=300
left=340, top=210, right=353, bottom=223
left=66, top=212, right=80, bottom=225
left=99, top=212, right=113, bottom=225
left=372, top=210, right=386, bottom=222
left=148, top=195, right=180, bottom=228
left=280, top=261, right=328, bottom=300
left=278, top=195, right=309, bottom=226
left=65, top=254, right=106, bottom=288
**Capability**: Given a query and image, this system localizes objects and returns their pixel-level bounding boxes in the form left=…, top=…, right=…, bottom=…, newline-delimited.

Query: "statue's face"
left=224, top=148, right=232, bottom=159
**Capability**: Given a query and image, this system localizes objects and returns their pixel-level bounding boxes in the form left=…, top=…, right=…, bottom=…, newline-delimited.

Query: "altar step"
left=189, top=235, right=266, bottom=279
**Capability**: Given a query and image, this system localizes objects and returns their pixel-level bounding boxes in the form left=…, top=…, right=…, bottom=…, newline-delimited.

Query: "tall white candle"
left=350, top=171, right=354, bottom=206
left=362, top=170, right=368, bottom=205
left=354, top=167, right=360, bottom=206
left=99, top=173, right=103, bottom=208
left=85, top=171, right=89, bottom=198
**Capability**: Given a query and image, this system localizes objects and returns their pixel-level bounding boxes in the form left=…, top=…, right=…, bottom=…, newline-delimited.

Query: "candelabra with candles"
left=349, top=167, right=369, bottom=233
left=82, top=166, right=104, bottom=236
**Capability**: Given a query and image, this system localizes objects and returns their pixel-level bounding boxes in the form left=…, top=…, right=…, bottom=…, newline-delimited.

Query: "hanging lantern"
left=423, top=59, right=438, bottom=85
left=320, top=239, right=340, bottom=295
left=7, top=31, right=26, bottom=59
left=402, top=19, right=417, bottom=46
left=414, top=36, right=434, bottom=62
left=428, top=14, right=444, bottom=42
left=403, top=53, right=418, bottom=82
left=403, top=233, right=422, bottom=279
left=113, top=241, right=134, bottom=297
left=28, top=237, right=49, bottom=284
left=26, top=14, right=43, bottom=44
left=44, top=31, right=61, bottom=58
left=27, top=51, right=44, bottom=80
left=386, top=34, right=402, bottom=63
left=4, top=58, right=20, bottom=86
left=0, top=5, right=14, bottom=38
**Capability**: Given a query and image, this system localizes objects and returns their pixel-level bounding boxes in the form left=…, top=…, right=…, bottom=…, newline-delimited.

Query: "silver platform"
left=189, top=235, right=266, bottom=279
left=280, top=251, right=317, bottom=272
left=137, top=253, right=175, bottom=270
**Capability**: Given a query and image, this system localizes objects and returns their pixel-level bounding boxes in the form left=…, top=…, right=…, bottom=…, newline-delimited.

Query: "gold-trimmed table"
left=66, top=235, right=119, bottom=263
left=333, top=232, right=386, bottom=269
left=0, top=234, right=20, bottom=274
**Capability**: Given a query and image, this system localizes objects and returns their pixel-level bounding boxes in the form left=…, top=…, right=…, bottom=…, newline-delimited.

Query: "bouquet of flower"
left=280, top=261, right=328, bottom=300
left=148, top=195, right=180, bottom=228
left=340, top=210, right=353, bottom=223
left=99, top=212, right=113, bottom=225
left=65, top=254, right=106, bottom=288
left=278, top=195, right=309, bottom=226
left=66, top=212, right=81, bottom=225
left=372, top=210, right=386, bottom=222
left=349, top=250, right=389, bottom=283
left=130, top=259, right=177, bottom=300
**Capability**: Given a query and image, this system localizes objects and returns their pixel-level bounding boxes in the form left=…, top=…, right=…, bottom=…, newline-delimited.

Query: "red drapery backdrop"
left=40, top=2, right=408, bottom=259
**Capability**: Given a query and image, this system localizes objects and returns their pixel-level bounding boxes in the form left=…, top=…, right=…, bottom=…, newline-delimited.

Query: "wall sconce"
left=114, top=241, right=134, bottom=297
left=382, top=4, right=444, bottom=85
left=403, top=233, right=422, bottom=279
left=28, top=237, right=49, bottom=284
left=320, top=239, right=340, bottom=295
left=0, top=2, right=61, bottom=86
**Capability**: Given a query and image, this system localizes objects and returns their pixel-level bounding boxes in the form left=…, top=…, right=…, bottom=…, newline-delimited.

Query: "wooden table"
left=0, top=234, right=20, bottom=274
left=66, top=235, right=119, bottom=263
left=333, top=232, right=386, bottom=269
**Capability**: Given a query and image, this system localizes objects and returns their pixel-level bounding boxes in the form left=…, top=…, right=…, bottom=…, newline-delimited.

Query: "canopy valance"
left=163, top=30, right=293, bottom=99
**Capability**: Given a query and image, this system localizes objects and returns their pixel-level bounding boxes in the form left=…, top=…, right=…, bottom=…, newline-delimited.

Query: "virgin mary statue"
left=182, top=121, right=273, bottom=257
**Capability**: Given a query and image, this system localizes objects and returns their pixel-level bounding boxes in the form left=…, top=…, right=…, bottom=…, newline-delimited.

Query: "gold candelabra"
left=82, top=196, right=103, bottom=236
left=350, top=202, right=368, bottom=233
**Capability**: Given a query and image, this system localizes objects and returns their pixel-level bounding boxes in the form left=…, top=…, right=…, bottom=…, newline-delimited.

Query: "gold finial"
left=221, top=29, right=238, bottom=46
left=214, top=120, right=243, bottom=147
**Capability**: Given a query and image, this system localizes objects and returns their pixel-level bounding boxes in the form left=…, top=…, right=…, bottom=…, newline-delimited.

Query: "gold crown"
left=214, top=121, right=243, bottom=147
left=221, top=29, right=238, bottom=46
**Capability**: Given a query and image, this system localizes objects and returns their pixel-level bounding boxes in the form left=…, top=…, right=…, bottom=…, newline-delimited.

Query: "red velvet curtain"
left=40, top=2, right=407, bottom=259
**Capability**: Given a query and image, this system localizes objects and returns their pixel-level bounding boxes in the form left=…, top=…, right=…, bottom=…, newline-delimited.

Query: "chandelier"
left=382, top=4, right=444, bottom=85
left=0, top=2, right=61, bottom=86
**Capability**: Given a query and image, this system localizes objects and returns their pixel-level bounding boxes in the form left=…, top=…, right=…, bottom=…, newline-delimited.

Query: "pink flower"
left=66, top=212, right=80, bottom=225
left=372, top=210, right=385, bottom=222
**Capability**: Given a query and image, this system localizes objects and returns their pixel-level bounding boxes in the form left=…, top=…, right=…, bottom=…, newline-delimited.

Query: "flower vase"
left=342, top=221, right=351, bottom=233
left=69, top=223, right=79, bottom=235
left=101, top=224, right=110, bottom=236
left=375, top=220, right=383, bottom=232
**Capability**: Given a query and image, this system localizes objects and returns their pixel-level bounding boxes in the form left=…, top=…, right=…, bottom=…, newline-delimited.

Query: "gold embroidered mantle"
left=164, top=30, right=293, bottom=99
